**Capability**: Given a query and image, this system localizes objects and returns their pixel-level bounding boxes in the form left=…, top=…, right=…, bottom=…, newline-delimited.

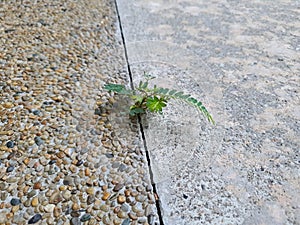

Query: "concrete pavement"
left=115, top=0, right=300, bottom=224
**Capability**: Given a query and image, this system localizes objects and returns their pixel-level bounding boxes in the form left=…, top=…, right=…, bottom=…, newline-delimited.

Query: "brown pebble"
left=124, top=190, right=131, bottom=197
left=31, top=197, right=39, bottom=207
left=3, top=102, right=14, bottom=109
left=128, top=212, right=138, bottom=220
left=72, top=203, right=80, bottom=211
left=117, top=195, right=126, bottom=204
left=85, top=168, right=90, bottom=176
left=33, top=182, right=42, bottom=190
left=53, top=206, right=61, bottom=217
left=102, top=192, right=110, bottom=201
left=11, top=205, right=20, bottom=213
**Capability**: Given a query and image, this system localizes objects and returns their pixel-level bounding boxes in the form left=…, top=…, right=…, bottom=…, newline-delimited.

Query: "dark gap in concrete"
left=114, top=1, right=165, bottom=224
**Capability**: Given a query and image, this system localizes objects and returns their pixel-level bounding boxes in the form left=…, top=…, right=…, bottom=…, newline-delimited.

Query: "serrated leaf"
left=146, top=96, right=167, bottom=113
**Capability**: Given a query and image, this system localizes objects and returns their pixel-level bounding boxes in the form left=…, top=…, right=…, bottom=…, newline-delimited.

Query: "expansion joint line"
left=114, top=1, right=165, bottom=224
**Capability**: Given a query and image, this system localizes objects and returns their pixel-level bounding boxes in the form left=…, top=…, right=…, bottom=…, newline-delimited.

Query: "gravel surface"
left=0, top=1, right=158, bottom=224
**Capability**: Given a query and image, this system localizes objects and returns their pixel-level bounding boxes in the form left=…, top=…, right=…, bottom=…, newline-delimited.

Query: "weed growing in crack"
left=104, top=74, right=214, bottom=124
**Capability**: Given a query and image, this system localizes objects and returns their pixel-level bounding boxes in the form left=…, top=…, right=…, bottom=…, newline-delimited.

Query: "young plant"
left=104, top=75, right=214, bottom=124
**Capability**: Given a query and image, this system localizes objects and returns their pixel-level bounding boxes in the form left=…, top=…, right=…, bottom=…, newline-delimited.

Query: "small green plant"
left=104, top=74, right=214, bottom=124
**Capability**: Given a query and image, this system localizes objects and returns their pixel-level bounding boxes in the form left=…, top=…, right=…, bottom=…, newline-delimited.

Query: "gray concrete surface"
left=115, top=0, right=300, bottom=224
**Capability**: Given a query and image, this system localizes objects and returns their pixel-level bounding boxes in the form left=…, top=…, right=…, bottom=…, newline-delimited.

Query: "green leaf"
left=132, top=95, right=144, bottom=104
left=168, top=89, right=177, bottom=95
left=174, top=91, right=184, bottom=97
left=141, top=81, right=148, bottom=89
left=146, top=96, right=167, bottom=113
left=129, top=107, right=145, bottom=116
left=157, top=88, right=169, bottom=95
left=104, top=84, right=132, bottom=95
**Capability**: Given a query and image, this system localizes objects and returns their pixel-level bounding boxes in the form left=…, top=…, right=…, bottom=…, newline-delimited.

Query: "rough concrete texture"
left=116, top=0, right=300, bottom=224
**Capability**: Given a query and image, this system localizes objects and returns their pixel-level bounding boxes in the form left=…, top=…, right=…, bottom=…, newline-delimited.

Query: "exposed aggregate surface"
left=0, top=1, right=158, bottom=224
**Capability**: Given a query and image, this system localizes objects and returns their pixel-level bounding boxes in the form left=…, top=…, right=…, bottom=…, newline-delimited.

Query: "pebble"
left=121, top=218, right=131, bottom=225
left=49, top=191, right=63, bottom=204
left=113, top=183, right=124, bottom=192
left=117, top=211, right=127, bottom=219
left=117, top=195, right=126, bottom=204
left=44, top=204, right=55, bottom=213
left=102, top=192, right=110, bottom=201
left=34, top=136, right=44, bottom=146
left=87, top=195, right=95, bottom=205
left=33, top=182, right=42, bottom=190
left=100, top=205, right=109, bottom=212
left=80, top=214, right=91, bottom=222
left=31, top=197, right=39, bottom=207
left=6, top=166, right=14, bottom=173
left=28, top=214, right=42, bottom=224
left=10, top=198, right=21, bottom=206
left=63, top=190, right=72, bottom=200
left=6, top=141, right=15, bottom=148
left=71, top=217, right=81, bottom=225
left=27, top=190, right=37, bottom=198
left=86, top=187, right=94, bottom=195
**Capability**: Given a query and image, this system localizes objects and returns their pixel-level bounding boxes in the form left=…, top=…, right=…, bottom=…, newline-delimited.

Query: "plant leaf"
left=104, top=84, right=132, bottom=95
left=129, top=106, right=145, bottom=116
left=146, top=96, right=167, bottom=113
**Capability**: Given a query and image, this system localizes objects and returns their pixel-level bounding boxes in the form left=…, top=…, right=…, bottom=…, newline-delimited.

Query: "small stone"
left=128, top=212, right=138, bottom=220
left=10, top=198, right=21, bottom=206
left=44, top=204, right=55, bottom=213
left=124, top=190, right=131, bottom=197
left=49, top=191, right=63, bottom=204
left=71, top=211, right=80, bottom=217
left=33, top=182, right=42, bottom=190
left=102, top=192, right=110, bottom=201
left=49, top=160, right=56, bottom=165
left=28, top=214, right=42, bottom=224
left=32, top=110, right=41, bottom=115
left=6, top=141, right=14, bottom=148
left=76, top=160, right=83, bottom=166
left=113, top=183, right=124, bottom=192
left=3, top=102, right=14, bottom=109
left=117, top=195, right=126, bottom=204
left=27, top=190, right=37, bottom=198
left=53, top=207, right=61, bottom=217
left=71, top=217, right=80, bottom=225
left=11, top=205, right=20, bottom=213
left=86, top=187, right=94, bottom=195
left=80, top=214, right=91, bottom=222
left=72, top=203, right=80, bottom=211
left=34, top=136, right=44, bottom=146
left=100, top=205, right=109, bottom=212
left=63, top=176, right=74, bottom=186
left=87, top=195, right=95, bottom=205
left=62, top=190, right=72, bottom=200
left=121, top=218, right=131, bottom=225
left=117, top=211, right=127, bottom=219
left=31, top=197, right=39, bottom=207
left=105, top=153, right=114, bottom=158
left=118, top=164, right=127, bottom=172
left=6, top=166, right=14, bottom=173
left=85, top=168, right=90, bottom=176
left=121, top=204, right=129, bottom=212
